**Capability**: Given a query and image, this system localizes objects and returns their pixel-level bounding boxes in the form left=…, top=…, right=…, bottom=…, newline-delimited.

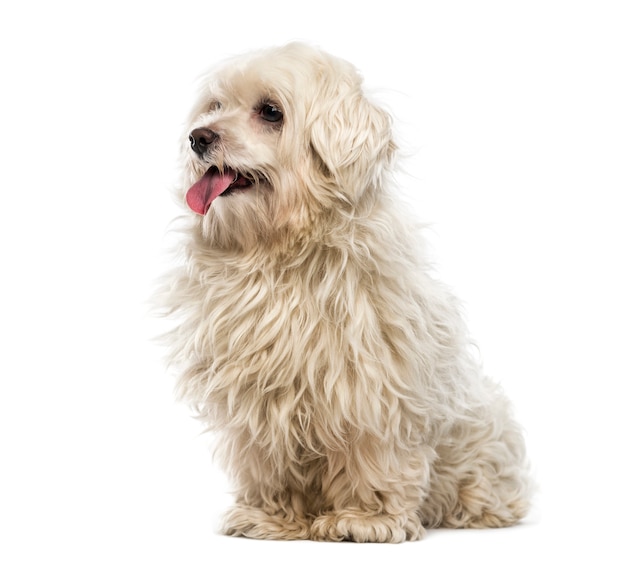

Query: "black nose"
left=189, top=127, right=218, bottom=155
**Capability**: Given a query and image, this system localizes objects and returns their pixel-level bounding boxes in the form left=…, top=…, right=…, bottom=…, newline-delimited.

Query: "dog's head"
left=182, top=43, right=396, bottom=248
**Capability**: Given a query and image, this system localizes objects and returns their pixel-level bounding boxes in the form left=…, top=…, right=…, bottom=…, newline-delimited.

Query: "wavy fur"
left=160, top=43, right=531, bottom=542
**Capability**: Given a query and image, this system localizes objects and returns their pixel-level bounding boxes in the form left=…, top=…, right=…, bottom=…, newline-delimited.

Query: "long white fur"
left=160, top=43, right=531, bottom=542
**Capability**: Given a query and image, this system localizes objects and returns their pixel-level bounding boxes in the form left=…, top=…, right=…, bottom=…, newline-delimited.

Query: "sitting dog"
left=161, top=42, right=531, bottom=542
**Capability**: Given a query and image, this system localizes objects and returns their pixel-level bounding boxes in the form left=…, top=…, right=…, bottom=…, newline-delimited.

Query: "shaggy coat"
left=161, top=43, right=531, bottom=542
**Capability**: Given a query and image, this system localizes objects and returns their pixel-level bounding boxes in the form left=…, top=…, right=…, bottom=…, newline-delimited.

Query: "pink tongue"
left=186, top=169, right=237, bottom=215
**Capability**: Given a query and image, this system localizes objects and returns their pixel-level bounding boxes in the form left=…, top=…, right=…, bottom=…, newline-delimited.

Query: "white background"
left=1, top=1, right=625, bottom=562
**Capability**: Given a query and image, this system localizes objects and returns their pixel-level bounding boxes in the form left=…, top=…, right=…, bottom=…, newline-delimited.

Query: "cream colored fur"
left=161, top=43, right=531, bottom=542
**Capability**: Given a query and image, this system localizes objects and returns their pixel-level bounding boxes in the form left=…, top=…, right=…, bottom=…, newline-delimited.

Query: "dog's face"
left=182, top=43, right=396, bottom=248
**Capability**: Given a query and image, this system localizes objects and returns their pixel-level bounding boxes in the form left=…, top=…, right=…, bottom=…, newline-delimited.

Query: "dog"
left=161, top=42, right=531, bottom=542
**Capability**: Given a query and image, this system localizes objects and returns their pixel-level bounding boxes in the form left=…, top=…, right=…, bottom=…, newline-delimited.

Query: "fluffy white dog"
left=162, top=43, right=531, bottom=542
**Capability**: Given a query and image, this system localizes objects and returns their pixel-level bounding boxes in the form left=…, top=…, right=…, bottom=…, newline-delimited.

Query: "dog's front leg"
left=310, top=437, right=433, bottom=542
left=221, top=500, right=311, bottom=541
left=217, top=436, right=316, bottom=540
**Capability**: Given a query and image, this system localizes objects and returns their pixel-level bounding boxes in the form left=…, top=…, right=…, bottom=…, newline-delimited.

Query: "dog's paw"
left=221, top=505, right=311, bottom=540
left=310, top=510, right=425, bottom=543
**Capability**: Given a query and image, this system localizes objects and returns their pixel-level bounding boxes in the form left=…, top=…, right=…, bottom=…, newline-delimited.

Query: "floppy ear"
left=308, top=84, right=396, bottom=198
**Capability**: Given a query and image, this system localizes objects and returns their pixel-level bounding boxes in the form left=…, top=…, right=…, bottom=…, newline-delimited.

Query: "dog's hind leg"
left=420, top=409, right=531, bottom=529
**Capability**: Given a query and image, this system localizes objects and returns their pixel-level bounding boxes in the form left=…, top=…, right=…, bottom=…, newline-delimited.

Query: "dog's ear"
left=308, top=83, right=396, bottom=200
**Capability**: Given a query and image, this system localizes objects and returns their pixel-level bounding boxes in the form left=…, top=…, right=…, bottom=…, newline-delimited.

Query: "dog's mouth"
left=186, top=166, right=255, bottom=215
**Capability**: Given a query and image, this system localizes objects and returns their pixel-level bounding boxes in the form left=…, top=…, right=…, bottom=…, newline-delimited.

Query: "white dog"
left=161, top=43, right=531, bottom=542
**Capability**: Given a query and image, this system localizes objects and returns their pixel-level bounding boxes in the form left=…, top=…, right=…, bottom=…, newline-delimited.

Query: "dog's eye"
left=207, top=100, right=222, bottom=112
left=260, top=104, right=283, bottom=123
